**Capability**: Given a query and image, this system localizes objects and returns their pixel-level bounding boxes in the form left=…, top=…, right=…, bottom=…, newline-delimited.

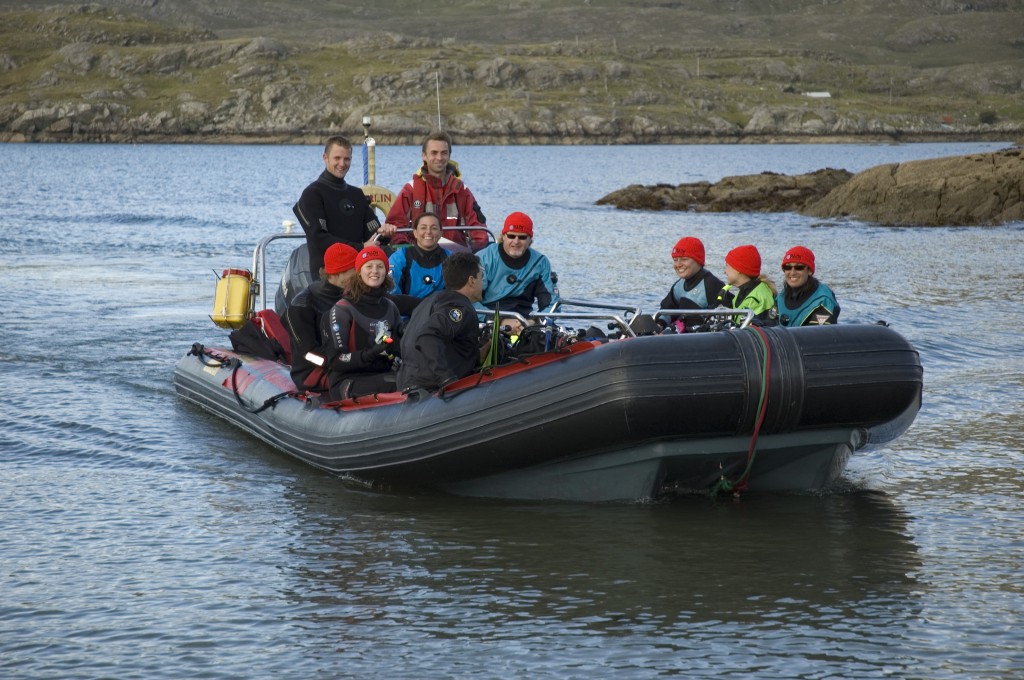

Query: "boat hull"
left=173, top=324, right=922, bottom=501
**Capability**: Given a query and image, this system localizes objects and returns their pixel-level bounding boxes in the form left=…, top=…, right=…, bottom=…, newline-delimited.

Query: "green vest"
left=731, top=281, right=777, bottom=325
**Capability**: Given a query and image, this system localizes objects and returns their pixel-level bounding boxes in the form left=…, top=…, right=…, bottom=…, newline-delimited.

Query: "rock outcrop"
left=802, top=148, right=1024, bottom=226
left=596, top=169, right=853, bottom=213
left=596, top=149, right=1024, bottom=226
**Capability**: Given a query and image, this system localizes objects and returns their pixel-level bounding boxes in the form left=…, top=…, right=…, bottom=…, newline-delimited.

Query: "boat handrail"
left=551, top=299, right=752, bottom=332
left=393, top=225, right=496, bottom=249
left=250, top=228, right=306, bottom=313
left=478, top=301, right=755, bottom=337
left=478, top=307, right=637, bottom=337
left=246, top=230, right=753, bottom=332
left=656, top=307, right=755, bottom=329
left=552, top=298, right=643, bottom=317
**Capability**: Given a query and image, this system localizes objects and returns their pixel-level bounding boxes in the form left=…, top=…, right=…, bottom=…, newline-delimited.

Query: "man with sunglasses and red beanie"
left=776, top=245, right=841, bottom=327
left=476, top=211, right=559, bottom=325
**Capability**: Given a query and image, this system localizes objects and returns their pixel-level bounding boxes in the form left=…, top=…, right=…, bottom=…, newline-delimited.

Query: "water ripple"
left=2, top=142, right=1023, bottom=679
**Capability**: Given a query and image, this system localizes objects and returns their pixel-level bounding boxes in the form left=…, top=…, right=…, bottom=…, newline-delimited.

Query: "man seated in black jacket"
left=397, top=252, right=485, bottom=392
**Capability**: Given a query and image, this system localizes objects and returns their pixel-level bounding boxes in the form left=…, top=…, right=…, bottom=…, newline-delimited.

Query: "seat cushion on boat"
left=255, top=309, right=293, bottom=365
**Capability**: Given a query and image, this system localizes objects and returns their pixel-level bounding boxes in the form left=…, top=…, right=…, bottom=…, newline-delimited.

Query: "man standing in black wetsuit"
left=292, top=136, right=398, bottom=272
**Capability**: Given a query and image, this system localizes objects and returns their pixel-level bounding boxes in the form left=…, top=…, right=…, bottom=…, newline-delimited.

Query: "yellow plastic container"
left=211, top=268, right=252, bottom=329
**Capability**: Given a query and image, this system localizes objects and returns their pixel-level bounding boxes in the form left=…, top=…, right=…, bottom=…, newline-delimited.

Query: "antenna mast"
left=361, top=116, right=375, bottom=185
left=435, top=72, right=442, bottom=129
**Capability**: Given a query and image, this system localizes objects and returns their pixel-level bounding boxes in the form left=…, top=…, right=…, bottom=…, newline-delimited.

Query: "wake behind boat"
left=173, top=229, right=922, bottom=502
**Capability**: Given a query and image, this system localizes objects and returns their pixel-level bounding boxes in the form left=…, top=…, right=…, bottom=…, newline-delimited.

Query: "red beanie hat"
left=725, top=244, right=761, bottom=278
left=323, top=243, right=357, bottom=275
left=502, top=211, right=534, bottom=237
left=671, top=236, right=706, bottom=266
left=355, top=245, right=389, bottom=271
left=782, top=245, right=816, bottom=274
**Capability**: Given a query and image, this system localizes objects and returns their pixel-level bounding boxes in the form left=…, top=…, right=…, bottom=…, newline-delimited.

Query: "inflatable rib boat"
left=174, top=230, right=922, bottom=501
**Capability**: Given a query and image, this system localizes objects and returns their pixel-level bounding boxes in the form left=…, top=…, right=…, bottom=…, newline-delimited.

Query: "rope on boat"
left=438, top=365, right=497, bottom=402
left=227, top=358, right=299, bottom=415
left=187, top=343, right=297, bottom=415
left=188, top=343, right=231, bottom=368
left=710, top=325, right=772, bottom=497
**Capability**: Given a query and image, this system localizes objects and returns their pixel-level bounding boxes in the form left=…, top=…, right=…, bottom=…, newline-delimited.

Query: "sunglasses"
left=505, top=233, right=530, bottom=241
left=782, top=264, right=807, bottom=272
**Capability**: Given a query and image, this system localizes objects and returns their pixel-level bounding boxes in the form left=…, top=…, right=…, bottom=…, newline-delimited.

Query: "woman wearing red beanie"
left=657, top=236, right=725, bottom=332
left=720, top=244, right=779, bottom=326
left=776, top=246, right=841, bottom=326
left=319, top=245, right=403, bottom=400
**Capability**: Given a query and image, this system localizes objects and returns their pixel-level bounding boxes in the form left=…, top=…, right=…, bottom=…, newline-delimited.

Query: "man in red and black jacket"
left=386, top=130, right=489, bottom=251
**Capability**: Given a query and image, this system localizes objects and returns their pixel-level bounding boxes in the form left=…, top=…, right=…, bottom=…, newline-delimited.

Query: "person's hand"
left=359, top=341, right=388, bottom=363
left=377, top=223, right=397, bottom=238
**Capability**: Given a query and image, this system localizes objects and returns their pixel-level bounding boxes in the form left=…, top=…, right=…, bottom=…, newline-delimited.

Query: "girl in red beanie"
left=319, top=245, right=402, bottom=400
left=658, top=236, right=725, bottom=332
left=720, top=244, right=778, bottom=326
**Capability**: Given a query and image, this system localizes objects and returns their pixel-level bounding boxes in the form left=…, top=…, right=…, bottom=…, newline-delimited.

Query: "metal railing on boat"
left=478, top=300, right=754, bottom=337
left=250, top=226, right=306, bottom=314
left=247, top=224, right=497, bottom=315
left=247, top=227, right=753, bottom=333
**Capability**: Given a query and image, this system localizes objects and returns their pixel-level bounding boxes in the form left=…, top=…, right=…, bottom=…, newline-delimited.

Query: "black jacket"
left=397, top=289, right=480, bottom=391
left=319, top=290, right=401, bottom=397
left=281, top=279, right=345, bottom=390
left=293, top=171, right=380, bottom=272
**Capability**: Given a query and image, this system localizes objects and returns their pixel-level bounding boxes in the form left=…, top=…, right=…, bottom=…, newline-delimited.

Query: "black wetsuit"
left=397, top=289, right=481, bottom=392
left=293, top=171, right=381, bottom=272
left=319, top=290, right=401, bottom=399
left=658, top=268, right=726, bottom=331
left=281, top=279, right=345, bottom=391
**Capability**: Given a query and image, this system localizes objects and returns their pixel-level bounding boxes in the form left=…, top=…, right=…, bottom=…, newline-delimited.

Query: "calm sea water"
left=1, top=141, right=1022, bottom=679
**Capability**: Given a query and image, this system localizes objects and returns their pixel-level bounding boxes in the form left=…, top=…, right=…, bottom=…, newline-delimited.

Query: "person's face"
left=323, top=144, right=352, bottom=179
left=501, top=232, right=531, bottom=259
left=783, top=262, right=811, bottom=288
left=422, top=140, right=450, bottom=177
left=724, top=263, right=746, bottom=286
left=360, top=260, right=387, bottom=288
left=673, top=256, right=701, bottom=280
left=465, top=269, right=484, bottom=303
left=413, top=216, right=442, bottom=250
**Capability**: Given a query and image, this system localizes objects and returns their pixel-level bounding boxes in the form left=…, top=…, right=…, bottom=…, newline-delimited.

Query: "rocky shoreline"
left=4, top=5, right=1023, bottom=148
left=597, top=168, right=854, bottom=213
left=597, top=148, right=1024, bottom=226
left=1, top=130, right=1018, bottom=146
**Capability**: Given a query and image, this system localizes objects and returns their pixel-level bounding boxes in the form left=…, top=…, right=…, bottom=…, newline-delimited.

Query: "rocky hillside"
left=1, top=2, right=1023, bottom=144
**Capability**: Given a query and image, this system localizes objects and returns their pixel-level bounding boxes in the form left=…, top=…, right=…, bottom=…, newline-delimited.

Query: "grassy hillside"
left=1, top=1, right=1022, bottom=142
left=5, top=0, right=1022, bottom=66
